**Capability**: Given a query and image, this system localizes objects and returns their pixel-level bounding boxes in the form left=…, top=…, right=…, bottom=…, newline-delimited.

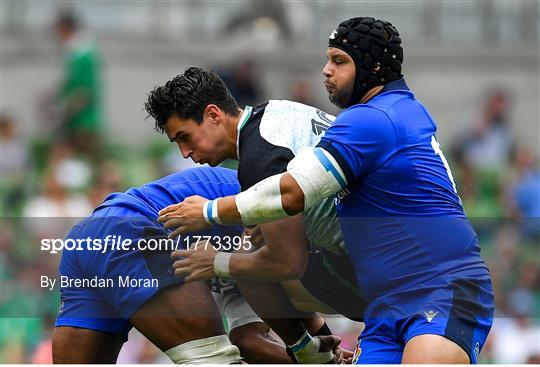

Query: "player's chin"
left=329, top=93, right=349, bottom=109
left=194, top=158, right=211, bottom=166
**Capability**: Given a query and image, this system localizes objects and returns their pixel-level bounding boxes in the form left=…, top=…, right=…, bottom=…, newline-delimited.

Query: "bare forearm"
left=242, top=335, right=292, bottom=364
left=301, top=313, right=326, bottom=335
left=230, top=216, right=306, bottom=281
left=229, top=322, right=293, bottom=363
left=230, top=328, right=293, bottom=364
left=236, top=280, right=307, bottom=346
left=229, top=247, right=301, bottom=282
left=280, top=173, right=305, bottom=214
left=215, top=196, right=243, bottom=224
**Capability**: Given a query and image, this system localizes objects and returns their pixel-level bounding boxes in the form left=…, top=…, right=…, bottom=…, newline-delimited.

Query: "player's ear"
left=204, top=104, right=221, bottom=124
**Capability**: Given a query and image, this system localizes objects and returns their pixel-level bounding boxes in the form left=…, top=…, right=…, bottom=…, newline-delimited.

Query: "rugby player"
left=158, top=17, right=495, bottom=364
left=52, top=166, right=305, bottom=363
left=144, top=68, right=364, bottom=363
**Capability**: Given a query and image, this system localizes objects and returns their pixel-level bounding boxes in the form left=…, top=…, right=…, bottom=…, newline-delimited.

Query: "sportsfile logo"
left=40, top=234, right=251, bottom=254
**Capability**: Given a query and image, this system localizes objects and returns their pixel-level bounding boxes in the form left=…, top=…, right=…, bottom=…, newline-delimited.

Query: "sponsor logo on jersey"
left=312, top=120, right=329, bottom=136
left=311, top=109, right=333, bottom=136
left=334, top=187, right=351, bottom=205
left=423, top=310, right=438, bottom=322
left=210, top=277, right=238, bottom=296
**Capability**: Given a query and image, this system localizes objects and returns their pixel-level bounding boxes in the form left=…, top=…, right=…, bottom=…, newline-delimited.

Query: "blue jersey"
left=317, top=79, right=491, bottom=300
left=95, top=166, right=241, bottom=219
left=56, top=167, right=242, bottom=336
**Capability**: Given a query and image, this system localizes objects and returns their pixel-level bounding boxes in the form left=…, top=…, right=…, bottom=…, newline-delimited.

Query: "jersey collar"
left=380, top=78, right=409, bottom=93
left=236, top=106, right=253, bottom=159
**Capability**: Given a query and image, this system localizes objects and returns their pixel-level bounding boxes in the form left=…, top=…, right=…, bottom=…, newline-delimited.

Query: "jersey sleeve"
left=316, top=106, right=397, bottom=184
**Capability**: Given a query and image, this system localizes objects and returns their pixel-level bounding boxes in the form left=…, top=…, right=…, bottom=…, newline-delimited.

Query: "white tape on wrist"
left=235, top=173, right=288, bottom=225
left=214, top=252, right=232, bottom=278
left=211, top=199, right=222, bottom=224
left=202, top=200, right=212, bottom=225
left=287, top=331, right=334, bottom=364
left=203, top=199, right=222, bottom=225
left=288, top=330, right=313, bottom=351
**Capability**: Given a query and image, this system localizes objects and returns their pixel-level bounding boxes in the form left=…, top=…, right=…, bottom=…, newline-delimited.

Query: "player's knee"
left=131, top=282, right=225, bottom=349
left=181, top=316, right=223, bottom=334
left=229, top=323, right=269, bottom=362
left=165, top=334, right=242, bottom=364
left=229, top=335, right=259, bottom=362
left=52, top=326, right=124, bottom=363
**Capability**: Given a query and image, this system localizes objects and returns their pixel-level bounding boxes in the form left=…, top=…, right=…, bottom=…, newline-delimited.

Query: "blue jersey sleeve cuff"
left=317, top=139, right=356, bottom=185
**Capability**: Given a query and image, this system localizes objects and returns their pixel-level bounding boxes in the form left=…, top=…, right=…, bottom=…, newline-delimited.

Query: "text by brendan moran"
left=41, top=275, right=158, bottom=290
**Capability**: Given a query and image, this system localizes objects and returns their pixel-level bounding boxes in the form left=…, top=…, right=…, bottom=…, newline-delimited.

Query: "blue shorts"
left=55, top=206, right=184, bottom=338
left=352, top=276, right=494, bottom=364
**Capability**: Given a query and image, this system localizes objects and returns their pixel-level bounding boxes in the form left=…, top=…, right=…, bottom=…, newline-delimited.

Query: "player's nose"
left=322, top=61, right=333, bottom=77
left=179, top=144, right=192, bottom=159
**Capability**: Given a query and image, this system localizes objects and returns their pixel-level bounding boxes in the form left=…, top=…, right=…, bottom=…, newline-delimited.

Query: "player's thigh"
left=402, top=334, right=469, bottom=364
left=52, top=326, right=124, bottom=363
left=130, top=281, right=224, bottom=351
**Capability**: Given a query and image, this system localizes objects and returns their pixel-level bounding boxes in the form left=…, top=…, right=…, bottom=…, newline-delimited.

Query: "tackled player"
left=53, top=167, right=302, bottom=363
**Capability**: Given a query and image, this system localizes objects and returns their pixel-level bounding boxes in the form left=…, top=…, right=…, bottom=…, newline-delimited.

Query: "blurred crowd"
left=449, top=90, right=540, bottom=364
left=1, top=11, right=539, bottom=365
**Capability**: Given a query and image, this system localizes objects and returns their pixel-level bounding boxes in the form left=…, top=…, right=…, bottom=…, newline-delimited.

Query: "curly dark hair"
left=145, top=67, right=240, bottom=134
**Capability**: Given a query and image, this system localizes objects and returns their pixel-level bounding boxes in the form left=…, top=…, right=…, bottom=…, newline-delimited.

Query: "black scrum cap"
left=328, top=17, right=403, bottom=107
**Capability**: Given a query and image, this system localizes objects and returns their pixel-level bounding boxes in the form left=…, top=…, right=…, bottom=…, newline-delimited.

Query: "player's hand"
left=293, top=335, right=341, bottom=364
left=244, top=226, right=265, bottom=248
left=158, top=195, right=210, bottom=238
left=334, top=346, right=353, bottom=364
left=171, top=240, right=217, bottom=282
left=318, top=335, right=341, bottom=364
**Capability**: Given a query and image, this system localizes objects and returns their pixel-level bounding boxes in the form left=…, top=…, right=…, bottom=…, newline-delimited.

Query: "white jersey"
left=237, top=100, right=346, bottom=255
